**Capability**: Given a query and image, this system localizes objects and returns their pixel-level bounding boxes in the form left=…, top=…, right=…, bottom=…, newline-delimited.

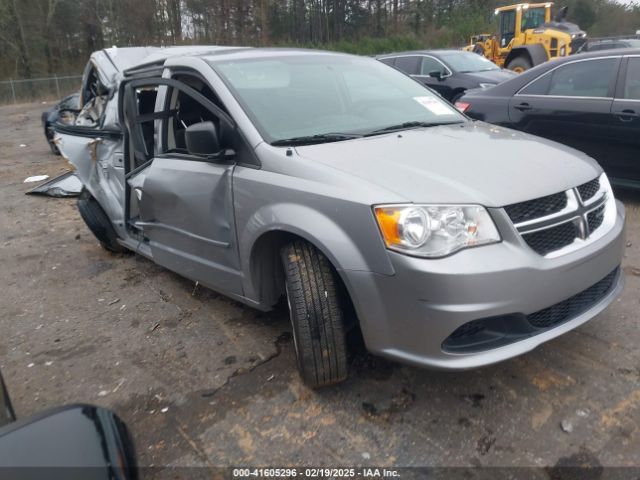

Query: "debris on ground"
left=23, top=175, right=49, bottom=183
left=26, top=171, right=82, bottom=197
left=560, top=419, right=574, bottom=433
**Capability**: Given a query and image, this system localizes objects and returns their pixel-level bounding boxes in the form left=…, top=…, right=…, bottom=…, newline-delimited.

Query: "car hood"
left=294, top=122, right=602, bottom=207
left=462, top=69, right=516, bottom=85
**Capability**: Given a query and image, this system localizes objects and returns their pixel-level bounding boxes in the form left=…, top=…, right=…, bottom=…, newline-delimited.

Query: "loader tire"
left=281, top=240, right=348, bottom=388
left=506, top=56, right=532, bottom=73
left=77, top=190, right=127, bottom=253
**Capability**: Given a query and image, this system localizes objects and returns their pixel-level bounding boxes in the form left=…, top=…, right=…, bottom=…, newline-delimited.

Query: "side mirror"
left=186, top=121, right=221, bottom=156
left=429, top=70, right=443, bottom=80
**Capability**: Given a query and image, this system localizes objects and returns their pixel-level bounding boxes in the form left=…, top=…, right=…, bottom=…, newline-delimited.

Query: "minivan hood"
left=294, top=122, right=601, bottom=207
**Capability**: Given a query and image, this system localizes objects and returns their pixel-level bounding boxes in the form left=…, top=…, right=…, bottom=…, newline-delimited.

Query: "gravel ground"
left=1, top=102, right=640, bottom=475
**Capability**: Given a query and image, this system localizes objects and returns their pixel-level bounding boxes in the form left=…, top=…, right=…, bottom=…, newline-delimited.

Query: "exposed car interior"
left=164, top=75, right=227, bottom=155
left=76, top=64, right=109, bottom=127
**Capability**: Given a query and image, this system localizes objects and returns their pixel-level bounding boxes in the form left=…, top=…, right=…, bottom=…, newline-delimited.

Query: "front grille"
left=587, top=205, right=605, bottom=233
left=504, top=175, right=608, bottom=256
left=442, top=267, right=620, bottom=353
left=527, top=268, right=618, bottom=328
left=521, top=221, right=578, bottom=255
left=578, top=178, right=600, bottom=202
left=504, top=192, right=567, bottom=224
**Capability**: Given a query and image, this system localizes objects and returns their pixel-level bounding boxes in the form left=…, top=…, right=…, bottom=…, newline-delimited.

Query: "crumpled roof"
left=90, top=47, right=160, bottom=88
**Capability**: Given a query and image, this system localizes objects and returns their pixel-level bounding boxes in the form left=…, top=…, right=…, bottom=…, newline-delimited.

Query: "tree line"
left=0, top=0, right=638, bottom=80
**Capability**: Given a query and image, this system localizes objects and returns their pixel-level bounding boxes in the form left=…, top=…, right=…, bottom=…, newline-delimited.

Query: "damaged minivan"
left=55, top=47, right=626, bottom=388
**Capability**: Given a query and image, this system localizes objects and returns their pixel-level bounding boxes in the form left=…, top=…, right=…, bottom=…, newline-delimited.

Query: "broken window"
left=76, top=64, right=109, bottom=127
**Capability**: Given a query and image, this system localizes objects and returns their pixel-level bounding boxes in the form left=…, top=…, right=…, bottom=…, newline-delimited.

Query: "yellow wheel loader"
left=466, top=3, right=587, bottom=73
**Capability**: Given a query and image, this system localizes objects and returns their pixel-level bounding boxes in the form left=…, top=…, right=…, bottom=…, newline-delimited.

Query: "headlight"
left=374, top=204, right=500, bottom=257
left=478, top=83, right=497, bottom=89
left=560, top=46, right=566, bottom=56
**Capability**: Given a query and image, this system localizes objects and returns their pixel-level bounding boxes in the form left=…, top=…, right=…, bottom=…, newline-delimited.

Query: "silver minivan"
left=55, top=47, right=625, bottom=388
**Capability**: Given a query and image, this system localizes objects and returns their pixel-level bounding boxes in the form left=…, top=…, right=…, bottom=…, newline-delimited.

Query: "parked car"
left=377, top=50, right=516, bottom=102
left=55, top=47, right=625, bottom=388
left=457, top=49, right=640, bottom=189
left=0, top=368, right=136, bottom=477
left=41, top=92, right=80, bottom=154
left=576, top=37, right=640, bottom=53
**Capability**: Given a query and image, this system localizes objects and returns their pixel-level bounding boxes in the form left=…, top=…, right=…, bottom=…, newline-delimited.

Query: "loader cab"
left=497, top=3, right=552, bottom=48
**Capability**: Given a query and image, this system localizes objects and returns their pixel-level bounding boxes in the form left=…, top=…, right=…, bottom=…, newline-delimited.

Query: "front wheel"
left=281, top=240, right=348, bottom=388
left=77, top=190, right=127, bottom=253
left=506, top=56, right=532, bottom=73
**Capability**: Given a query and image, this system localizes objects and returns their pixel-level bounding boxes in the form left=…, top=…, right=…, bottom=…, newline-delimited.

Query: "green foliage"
left=298, top=36, right=425, bottom=55
left=1, top=0, right=639, bottom=80
left=572, top=0, right=598, bottom=30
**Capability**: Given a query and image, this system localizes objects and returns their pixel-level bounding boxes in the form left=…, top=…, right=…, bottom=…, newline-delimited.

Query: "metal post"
left=54, top=74, right=61, bottom=98
left=9, top=79, right=16, bottom=104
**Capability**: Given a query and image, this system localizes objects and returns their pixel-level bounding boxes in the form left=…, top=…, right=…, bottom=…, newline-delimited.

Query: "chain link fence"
left=0, top=75, right=83, bottom=105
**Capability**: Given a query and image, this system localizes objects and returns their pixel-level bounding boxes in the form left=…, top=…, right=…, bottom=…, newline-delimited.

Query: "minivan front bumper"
left=342, top=200, right=626, bottom=370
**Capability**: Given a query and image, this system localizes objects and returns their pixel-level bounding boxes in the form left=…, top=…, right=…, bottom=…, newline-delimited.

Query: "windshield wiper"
left=364, top=121, right=462, bottom=136
left=271, top=132, right=362, bottom=146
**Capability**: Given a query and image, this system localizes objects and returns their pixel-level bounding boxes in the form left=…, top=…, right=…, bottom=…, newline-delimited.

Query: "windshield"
left=210, top=54, right=464, bottom=144
left=521, top=7, right=546, bottom=30
left=439, top=52, right=500, bottom=73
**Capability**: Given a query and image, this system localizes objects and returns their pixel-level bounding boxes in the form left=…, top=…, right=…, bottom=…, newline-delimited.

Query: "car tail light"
left=455, top=101, right=470, bottom=113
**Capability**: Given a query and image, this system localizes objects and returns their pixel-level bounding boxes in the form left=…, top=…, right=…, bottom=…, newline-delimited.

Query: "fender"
left=505, top=44, right=549, bottom=68
left=239, top=203, right=395, bottom=303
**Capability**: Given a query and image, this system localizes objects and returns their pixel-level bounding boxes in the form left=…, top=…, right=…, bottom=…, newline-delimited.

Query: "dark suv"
left=577, top=37, right=640, bottom=53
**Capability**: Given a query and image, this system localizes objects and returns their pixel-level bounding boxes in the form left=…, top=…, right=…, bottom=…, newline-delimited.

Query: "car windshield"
left=439, top=52, right=500, bottom=73
left=210, top=54, right=464, bottom=144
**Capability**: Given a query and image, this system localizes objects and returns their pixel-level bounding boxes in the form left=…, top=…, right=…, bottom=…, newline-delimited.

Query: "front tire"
left=77, top=190, right=127, bottom=253
left=281, top=240, right=348, bottom=388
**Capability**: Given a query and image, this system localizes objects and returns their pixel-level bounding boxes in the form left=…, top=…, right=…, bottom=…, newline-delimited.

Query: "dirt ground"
left=1, top=102, right=640, bottom=474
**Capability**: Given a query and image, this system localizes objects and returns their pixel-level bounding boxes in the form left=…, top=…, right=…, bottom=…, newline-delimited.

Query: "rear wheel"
left=506, top=56, right=532, bottom=73
left=77, top=190, right=127, bottom=253
left=281, top=240, right=348, bottom=388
